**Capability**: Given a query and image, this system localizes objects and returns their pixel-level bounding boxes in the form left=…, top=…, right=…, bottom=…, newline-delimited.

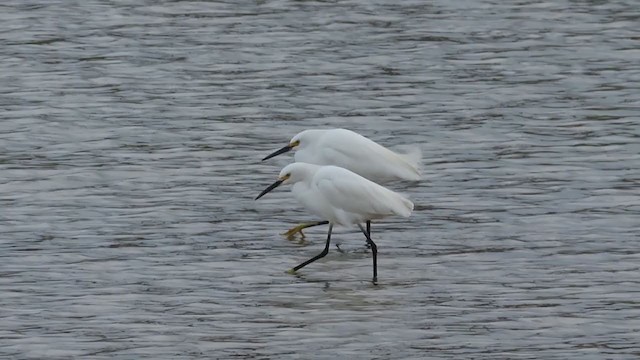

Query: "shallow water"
left=1, top=0, right=639, bottom=358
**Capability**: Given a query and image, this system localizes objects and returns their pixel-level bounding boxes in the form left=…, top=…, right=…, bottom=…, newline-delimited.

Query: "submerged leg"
left=357, top=223, right=377, bottom=284
left=291, top=224, right=333, bottom=272
left=282, top=221, right=330, bottom=239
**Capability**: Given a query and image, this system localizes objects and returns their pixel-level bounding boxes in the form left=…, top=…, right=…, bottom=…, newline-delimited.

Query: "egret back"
left=297, top=129, right=421, bottom=183
left=313, top=166, right=414, bottom=226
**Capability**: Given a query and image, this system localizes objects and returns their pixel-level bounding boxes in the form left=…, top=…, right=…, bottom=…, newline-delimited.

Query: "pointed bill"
left=255, top=179, right=284, bottom=200
left=262, top=145, right=292, bottom=161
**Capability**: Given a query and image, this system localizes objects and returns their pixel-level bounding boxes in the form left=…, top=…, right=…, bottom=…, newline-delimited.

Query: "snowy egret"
left=255, top=162, right=414, bottom=283
left=262, top=128, right=421, bottom=238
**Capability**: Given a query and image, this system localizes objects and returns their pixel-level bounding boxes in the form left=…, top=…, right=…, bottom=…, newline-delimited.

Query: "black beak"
left=255, top=179, right=284, bottom=200
left=262, top=145, right=292, bottom=161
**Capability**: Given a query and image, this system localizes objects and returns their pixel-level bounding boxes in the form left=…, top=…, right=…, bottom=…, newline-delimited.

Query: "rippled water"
left=2, top=0, right=639, bottom=358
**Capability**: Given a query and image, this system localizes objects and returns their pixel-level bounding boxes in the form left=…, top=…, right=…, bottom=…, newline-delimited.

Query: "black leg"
left=306, top=220, right=329, bottom=229
left=336, top=220, right=370, bottom=251
left=365, top=220, right=372, bottom=249
left=357, top=223, right=377, bottom=284
left=292, top=224, right=333, bottom=272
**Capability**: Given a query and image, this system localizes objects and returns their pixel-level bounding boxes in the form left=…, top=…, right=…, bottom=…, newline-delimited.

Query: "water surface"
left=1, top=0, right=639, bottom=358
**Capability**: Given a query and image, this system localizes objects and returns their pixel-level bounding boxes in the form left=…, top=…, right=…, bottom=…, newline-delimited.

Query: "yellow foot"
left=285, top=268, right=297, bottom=275
left=281, top=224, right=308, bottom=240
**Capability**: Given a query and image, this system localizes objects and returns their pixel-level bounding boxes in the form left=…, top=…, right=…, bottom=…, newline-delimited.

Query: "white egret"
left=255, top=162, right=414, bottom=283
left=262, top=128, right=421, bottom=238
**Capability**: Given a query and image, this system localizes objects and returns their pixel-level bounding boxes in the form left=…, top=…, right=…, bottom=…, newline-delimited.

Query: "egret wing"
left=315, top=167, right=412, bottom=218
left=318, top=130, right=420, bottom=181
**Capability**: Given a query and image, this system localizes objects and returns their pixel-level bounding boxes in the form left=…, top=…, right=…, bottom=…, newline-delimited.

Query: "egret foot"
left=285, top=268, right=297, bottom=275
left=282, top=224, right=309, bottom=240
left=282, top=221, right=330, bottom=240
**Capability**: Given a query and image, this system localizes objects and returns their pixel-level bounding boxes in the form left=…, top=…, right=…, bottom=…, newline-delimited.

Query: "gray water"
left=1, top=0, right=639, bottom=359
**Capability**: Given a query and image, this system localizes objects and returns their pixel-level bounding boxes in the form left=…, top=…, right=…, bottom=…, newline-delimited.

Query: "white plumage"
left=263, top=128, right=421, bottom=183
left=255, top=162, right=414, bottom=282
left=286, top=163, right=413, bottom=226
left=261, top=128, right=420, bottom=239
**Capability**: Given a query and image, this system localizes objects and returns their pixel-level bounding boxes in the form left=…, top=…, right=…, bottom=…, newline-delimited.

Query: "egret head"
left=261, top=130, right=319, bottom=161
left=255, top=163, right=316, bottom=200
